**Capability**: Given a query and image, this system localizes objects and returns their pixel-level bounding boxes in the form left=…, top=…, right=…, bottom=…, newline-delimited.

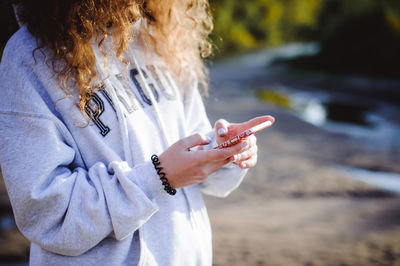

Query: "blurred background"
left=1, top=0, right=400, bottom=265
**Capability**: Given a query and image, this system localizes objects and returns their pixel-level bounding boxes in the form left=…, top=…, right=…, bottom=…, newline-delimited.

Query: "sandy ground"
left=0, top=88, right=400, bottom=265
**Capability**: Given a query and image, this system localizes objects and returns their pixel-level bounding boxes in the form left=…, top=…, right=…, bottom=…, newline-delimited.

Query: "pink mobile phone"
left=214, top=120, right=273, bottom=149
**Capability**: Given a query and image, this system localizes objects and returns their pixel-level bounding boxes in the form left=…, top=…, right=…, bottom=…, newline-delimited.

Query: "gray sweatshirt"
left=0, top=26, right=246, bottom=265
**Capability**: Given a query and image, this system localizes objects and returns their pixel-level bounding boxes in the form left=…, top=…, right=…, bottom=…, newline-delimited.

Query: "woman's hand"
left=214, top=115, right=275, bottom=169
left=158, top=133, right=249, bottom=188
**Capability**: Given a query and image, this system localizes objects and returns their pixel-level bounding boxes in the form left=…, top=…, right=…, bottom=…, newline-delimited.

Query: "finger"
left=241, top=135, right=256, bottom=150
left=239, top=156, right=258, bottom=169
left=229, top=135, right=256, bottom=161
left=233, top=145, right=257, bottom=163
left=205, top=141, right=247, bottom=161
left=248, top=134, right=257, bottom=146
left=179, top=133, right=210, bottom=150
left=214, top=119, right=230, bottom=137
left=230, top=115, right=275, bottom=134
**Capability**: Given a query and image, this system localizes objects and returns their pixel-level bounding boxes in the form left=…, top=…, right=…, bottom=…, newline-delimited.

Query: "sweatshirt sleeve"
left=183, top=81, right=248, bottom=198
left=0, top=112, right=165, bottom=256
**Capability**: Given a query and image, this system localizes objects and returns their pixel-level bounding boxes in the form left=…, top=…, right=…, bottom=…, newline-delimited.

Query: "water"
left=343, top=167, right=400, bottom=195
left=256, top=86, right=400, bottom=152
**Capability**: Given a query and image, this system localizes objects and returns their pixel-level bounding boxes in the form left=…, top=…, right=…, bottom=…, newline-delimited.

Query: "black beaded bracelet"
left=151, top=154, right=176, bottom=196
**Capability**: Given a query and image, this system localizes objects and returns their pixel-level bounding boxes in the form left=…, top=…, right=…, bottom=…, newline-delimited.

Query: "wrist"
left=151, top=154, right=176, bottom=196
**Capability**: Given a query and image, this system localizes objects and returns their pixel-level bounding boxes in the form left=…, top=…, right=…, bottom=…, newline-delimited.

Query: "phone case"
left=213, top=120, right=272, bottom=149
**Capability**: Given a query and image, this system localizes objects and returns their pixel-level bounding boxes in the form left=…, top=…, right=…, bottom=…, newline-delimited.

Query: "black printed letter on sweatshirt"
left=85, top=93, right=111, bottom=136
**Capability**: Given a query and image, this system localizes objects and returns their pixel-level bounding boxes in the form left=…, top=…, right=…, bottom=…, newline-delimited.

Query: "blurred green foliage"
left=210, top=0, right=400, bottom=56
left=210, top=0, right=322, bottom=53
left=257, top=89, right=291, bottom=109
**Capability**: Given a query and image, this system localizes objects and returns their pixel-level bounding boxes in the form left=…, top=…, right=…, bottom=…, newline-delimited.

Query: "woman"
left=0, top=0, right=274, bottom=265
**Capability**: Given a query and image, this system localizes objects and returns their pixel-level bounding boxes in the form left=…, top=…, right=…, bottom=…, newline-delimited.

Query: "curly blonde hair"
left=14, top=0, right=213, bottom=111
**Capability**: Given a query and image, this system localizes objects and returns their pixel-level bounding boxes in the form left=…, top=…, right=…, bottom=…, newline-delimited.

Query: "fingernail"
left=218, top=128, right=227, bottom=136
left=233, top=154, right=238, bottom=161
left=241, top=163, right=247, bottom=169
left=242, top=142, right=248, bottom=148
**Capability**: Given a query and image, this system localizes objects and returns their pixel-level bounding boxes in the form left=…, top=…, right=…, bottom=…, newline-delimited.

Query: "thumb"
left=179, top=133, right=210, bottom=150
left=214, top=119, right=230, bottom=137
